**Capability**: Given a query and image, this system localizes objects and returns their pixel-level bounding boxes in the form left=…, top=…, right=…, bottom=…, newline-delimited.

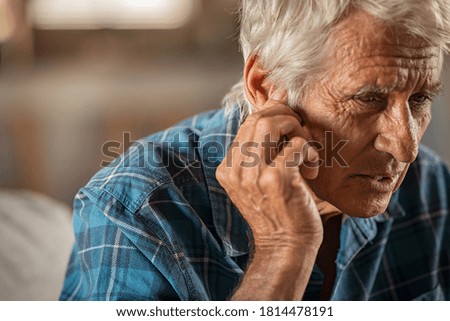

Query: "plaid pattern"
left=60, top=106, right=450, bottom=300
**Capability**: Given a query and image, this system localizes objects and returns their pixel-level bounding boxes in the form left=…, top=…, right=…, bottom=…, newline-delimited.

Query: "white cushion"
left=0, top=190, right=74, bottom=300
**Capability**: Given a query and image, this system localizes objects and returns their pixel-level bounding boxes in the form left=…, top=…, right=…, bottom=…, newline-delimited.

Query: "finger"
left=265, top=87, right=288, bottom=106
left=299, top=143, right=320, bottom=180
left=270, top=136, right=319, bottom=185
left=258, top=137, right=314, bottom=210
left=224, top=102, right=310, bottom=191
left=231, top=108, right=304, bottom=168
left=246, top=104, right=303, bottom=129
left=229, top=114, right=302, bottom=198
left=252, top=111, right=311, bottom=164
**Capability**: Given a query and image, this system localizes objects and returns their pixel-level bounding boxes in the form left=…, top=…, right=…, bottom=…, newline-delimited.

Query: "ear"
left=244, top=55, right=277, bottom=112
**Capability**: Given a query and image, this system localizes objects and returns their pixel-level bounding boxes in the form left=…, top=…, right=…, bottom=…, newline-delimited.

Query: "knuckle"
left=245, top=112, right=262, bottom=123
left=256, top=117, right=273, bottom=132
left=281, top=137, right=303, bottom=155
left=291, top=136, right=306, bottom=149
left=271, top=105, right=301, bottom=120
left=227, top=172, right=240, bottom=186
left=258, top=169, right=281, bottom=189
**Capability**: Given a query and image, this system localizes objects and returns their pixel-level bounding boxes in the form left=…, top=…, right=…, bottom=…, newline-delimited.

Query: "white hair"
left=223, top=0, right=450, bottom=120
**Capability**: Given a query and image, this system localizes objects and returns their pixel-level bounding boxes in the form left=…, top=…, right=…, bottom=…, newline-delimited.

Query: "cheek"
left=304, top=98, right=366, bottom=144
left=305, top=115, right=380, bottom=205
left=309, top=166, right=346, bottom=201
left=308, top=114, right=371, bottom=169
left=416, top=113, right=431, bottom=139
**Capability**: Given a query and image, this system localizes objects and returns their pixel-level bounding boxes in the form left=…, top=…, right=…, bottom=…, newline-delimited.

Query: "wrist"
left=251, top=242, right=319, bottom=272
left=253, top=232, right=323, bottom=253
left=237, top=241, right=319, bottom=300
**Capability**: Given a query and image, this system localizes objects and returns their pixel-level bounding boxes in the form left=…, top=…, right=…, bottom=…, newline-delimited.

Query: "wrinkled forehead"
left=325, top=10, right=443, bottom=72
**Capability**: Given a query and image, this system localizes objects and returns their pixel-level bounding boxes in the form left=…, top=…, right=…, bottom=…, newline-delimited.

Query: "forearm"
left=231, top=246, right=319, bottom=300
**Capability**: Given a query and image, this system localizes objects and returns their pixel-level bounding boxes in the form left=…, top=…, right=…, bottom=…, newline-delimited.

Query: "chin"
left=329, top=192, right=392, bottom=219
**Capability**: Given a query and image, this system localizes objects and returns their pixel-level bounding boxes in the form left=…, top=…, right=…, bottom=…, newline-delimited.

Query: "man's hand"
left=217, top=102, right=323, bottom=249
left=216, top=95, right=335, bottom=300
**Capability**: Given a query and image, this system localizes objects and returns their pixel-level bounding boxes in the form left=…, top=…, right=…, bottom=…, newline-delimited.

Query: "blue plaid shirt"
left=60, top=106, right=450, bottom=300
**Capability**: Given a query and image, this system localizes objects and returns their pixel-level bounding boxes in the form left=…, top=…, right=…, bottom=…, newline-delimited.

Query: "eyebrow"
left=422, top=82, right=443, bottom=98
left=354, top=81, right=443, bottom=97
left=353, top=85, right=394, bottom=96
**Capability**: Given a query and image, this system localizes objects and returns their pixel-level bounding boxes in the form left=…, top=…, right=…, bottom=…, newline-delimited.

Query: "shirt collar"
left=336, top=190, right=406, bottom=272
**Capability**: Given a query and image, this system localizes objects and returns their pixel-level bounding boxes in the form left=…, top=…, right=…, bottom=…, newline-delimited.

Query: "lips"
left=352, top=171, right=402, bottom=181
left=364, top=172, right=401, bottom=180
left=350, top=172, right=402, bottom=192
left=366, top=174, right=399, bottom=181
left=372, top=175, right=389, bottom=181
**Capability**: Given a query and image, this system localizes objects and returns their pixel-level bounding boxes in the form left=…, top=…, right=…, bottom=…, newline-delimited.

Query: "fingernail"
left=270, top=88, right=286, bottom=101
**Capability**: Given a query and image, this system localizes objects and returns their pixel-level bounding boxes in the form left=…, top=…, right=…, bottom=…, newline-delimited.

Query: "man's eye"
left=408, top=93, right=433, bottom=115
left=409, top=93, right=430, bottom=106
left=354, top=94, right=387, bottom=108
left=359, top=96, right=378, bottom=102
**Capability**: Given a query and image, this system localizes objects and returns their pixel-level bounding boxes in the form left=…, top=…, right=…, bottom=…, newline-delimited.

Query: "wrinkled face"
left=300, top=11, right=442, bottom=217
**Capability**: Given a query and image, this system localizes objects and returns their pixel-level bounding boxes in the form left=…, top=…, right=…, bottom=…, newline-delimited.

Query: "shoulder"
left=82, top=108, right=224, bottom=215
left=65, top=108, right=230, bottom=300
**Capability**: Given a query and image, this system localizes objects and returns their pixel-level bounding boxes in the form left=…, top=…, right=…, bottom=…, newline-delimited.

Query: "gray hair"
left=223, top=0, right=450, bottom=120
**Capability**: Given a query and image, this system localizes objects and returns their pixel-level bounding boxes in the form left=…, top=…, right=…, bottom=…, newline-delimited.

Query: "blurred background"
left=0, top=0, right=242, bottom=204
left=0, top=0, right=449, bottom=205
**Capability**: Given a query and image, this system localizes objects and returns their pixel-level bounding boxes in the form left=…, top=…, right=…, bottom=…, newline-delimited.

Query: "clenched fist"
left=216, top=93, right=341, bottom=300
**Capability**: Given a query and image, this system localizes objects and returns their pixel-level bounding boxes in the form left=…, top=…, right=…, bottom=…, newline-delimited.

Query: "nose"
left=373, top=103, right=419, bottom=163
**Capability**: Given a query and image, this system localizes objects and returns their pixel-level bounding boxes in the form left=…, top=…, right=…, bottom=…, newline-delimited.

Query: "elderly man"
left=61, top=0, right=450, bottom=300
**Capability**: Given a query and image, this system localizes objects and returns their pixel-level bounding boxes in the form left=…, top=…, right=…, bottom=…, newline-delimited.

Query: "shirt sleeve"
left=59, top=188, right=182, bottom=301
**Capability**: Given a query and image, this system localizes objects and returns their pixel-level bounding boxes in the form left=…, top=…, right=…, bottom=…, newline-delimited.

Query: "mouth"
left=368, top=175, right=392, bottom=182
left=350, top=172, right=402, bottom=192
